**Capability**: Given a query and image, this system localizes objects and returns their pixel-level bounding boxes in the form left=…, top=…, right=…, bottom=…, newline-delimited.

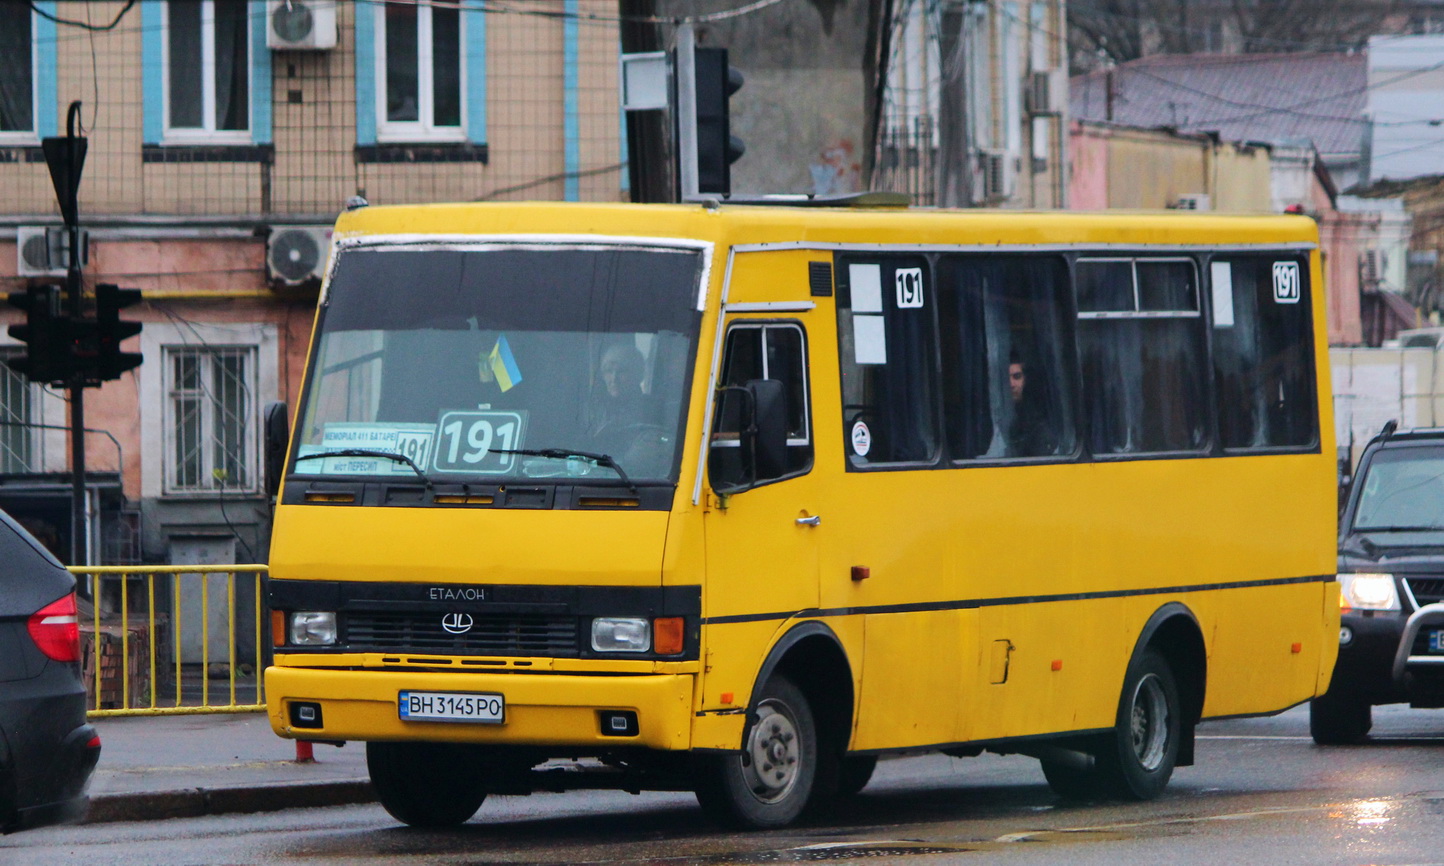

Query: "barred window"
left=164, top=347, right=256, bottom=493
left=0, top=353, right=35, bottom=473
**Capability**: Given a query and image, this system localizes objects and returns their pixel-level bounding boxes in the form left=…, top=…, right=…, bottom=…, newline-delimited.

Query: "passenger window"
left=836, top=257, right=938, bottom=467
left=712, top=322, right=813, bottom=480
left=937, top=255, right=1077, bottom=460
left=1076, top=258, right=1207, bottom=455
left=1211, top=255, right=1316, bottom=449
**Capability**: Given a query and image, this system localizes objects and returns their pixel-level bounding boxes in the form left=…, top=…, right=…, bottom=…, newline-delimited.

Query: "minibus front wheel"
left=367, top=741, right=489, bottom=827
left=694, top=674, right=819, bottom=828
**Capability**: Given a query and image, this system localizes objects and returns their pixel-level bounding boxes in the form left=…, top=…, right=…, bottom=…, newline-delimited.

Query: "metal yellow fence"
left=67, top=565, right=269, bottom=718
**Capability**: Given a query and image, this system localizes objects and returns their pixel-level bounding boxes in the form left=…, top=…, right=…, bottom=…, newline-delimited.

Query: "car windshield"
left=1352, top=445, right=1444, bottom=534
left=292, top=243, right=704, bottom=486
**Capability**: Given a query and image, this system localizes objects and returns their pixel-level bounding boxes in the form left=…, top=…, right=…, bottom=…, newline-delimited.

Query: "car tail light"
left=27, top=592, right=80, bottom=662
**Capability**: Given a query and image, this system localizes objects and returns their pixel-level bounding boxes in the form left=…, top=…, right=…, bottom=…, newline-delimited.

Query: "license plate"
left=398, top=690, right=505, bottom=724
left=1431, top=631, right=1444, bottom=653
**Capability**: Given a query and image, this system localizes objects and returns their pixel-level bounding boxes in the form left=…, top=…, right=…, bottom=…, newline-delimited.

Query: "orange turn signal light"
left=653, top=617, right=685, bottom=655
left=272, top=609, right=286, bottom=647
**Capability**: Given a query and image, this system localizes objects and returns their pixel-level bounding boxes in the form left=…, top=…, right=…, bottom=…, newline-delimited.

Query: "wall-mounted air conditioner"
left=980, top=150, right=1017, bottom=201
left=1027, top=69, right=1066, bottom=116
left=15, top=226, right=87, bottom=277
left=1174, top=193, right=1211, bottom=211
left=1360, top=248, right=1383, bottom=285
left=267, top=0, right=337, bottom=51
left=266, top=226, right=332, bottom=286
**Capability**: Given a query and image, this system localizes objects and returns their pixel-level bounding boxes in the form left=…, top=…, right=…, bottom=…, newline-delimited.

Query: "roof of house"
left=1071, top=52, right=1368, bottom=158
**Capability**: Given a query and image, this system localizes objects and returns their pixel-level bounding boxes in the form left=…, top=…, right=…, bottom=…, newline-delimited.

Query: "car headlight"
left=1339, top=573, right=1400, bottom=611
left=591, top=617, right=651, bottom=652
left=289, top=611, right=338, bottom=645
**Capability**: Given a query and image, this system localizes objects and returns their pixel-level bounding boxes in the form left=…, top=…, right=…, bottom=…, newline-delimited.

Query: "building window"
left=164, top=347, right=256, bottom=493
left=0, top=1, right=34, bottom=139
left=0, top=355, right=35, bottom=473
left=164, top=0, right=251, bottom=141
left=375, top=1, right=464, bottom=142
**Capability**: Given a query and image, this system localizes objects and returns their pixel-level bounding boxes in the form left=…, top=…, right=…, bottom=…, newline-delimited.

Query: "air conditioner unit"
left=266, top=0, right=337, bottom=51
left=1174, top=193, right=1211, bottom=211
left=1360, top=248, right=1383, bottom=285
left=15, top=226, right=87, bottom=277
left=1026, top=69, right=1066, bottom=116
left=980, top=150, right=1017, bottom=201
left=266, top=226, right=331, bottom=286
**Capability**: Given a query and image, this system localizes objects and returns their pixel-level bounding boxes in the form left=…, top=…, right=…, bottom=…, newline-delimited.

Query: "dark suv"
left=0, top=511, right=100, bottom=832
left=1320, top=423, right=1444, bottom=744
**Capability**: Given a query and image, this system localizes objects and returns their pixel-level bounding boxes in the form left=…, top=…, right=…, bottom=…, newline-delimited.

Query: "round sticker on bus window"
left=851, top=421, right=872, bottom=457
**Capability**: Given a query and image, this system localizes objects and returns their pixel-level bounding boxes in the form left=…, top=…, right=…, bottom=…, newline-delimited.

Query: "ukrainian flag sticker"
left=488, top=335, right=523, bottom=392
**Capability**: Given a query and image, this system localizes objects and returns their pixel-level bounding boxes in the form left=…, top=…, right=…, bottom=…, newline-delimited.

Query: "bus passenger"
left=589, top=343, right=647, bottom=452
left=1006, top=356, right=1056, bottom=457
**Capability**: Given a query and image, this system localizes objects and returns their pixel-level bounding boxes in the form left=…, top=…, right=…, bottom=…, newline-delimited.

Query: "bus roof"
left=332, top=200, right=1320, bottom=249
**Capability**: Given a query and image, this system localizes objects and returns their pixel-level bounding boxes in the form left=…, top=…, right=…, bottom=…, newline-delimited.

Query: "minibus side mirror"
left=708, top=379, right=788, bottom=496
left=264, top=401, right=290, bottom=498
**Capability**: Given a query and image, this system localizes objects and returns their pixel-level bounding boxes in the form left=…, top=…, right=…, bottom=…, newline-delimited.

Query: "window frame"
left=710, top=319, right=815, bottom=486
left=0, top=1, right=40, bottom=145
left=162, top=345, right=260, bottom=496
left=373, top=1, right=467, bottom=144
left=161, top=0, right=253, bottom=145
left=834, top=254, right=943, bottom=471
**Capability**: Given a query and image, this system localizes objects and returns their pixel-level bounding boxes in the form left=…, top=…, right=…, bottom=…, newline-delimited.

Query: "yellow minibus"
left=264, top=200, right=1338, bottom=829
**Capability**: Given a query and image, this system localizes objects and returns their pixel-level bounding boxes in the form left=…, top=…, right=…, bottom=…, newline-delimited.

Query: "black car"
left=0, top=511, right=100, bottom=832
left=1320, top=422, right=1444, bottom=744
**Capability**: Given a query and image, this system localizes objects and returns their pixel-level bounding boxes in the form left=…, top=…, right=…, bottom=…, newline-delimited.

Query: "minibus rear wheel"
left=694, top=674, right=818, bottom=828
left=367, top=741, right=488, bottom=827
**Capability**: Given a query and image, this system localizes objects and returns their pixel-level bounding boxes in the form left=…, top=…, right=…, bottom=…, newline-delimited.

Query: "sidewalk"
left=84, top=713, right=374, bottom=824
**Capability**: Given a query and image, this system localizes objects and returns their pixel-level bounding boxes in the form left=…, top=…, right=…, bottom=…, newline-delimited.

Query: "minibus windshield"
left=292, top=243, right=704, bottom=486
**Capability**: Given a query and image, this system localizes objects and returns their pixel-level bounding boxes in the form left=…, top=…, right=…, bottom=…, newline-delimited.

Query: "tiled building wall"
left=3, top=0, right=625, bottom=218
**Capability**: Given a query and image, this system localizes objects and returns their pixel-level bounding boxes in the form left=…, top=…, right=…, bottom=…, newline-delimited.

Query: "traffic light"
left=692, top=47, right=745, bottom=196
left=6, top=284, right=72, bottom=385
left=92, top=283, right=143, bottom=381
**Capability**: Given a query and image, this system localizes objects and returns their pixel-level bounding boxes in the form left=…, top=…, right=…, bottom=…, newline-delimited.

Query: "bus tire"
left=837, top=754, right=878, bottom=798
left=367, top=741, right=488, bottom=827
left=1096, top=648, right=1180, bottom=800
left=694, top=674, right=818, bottom=828
left=1309, top=691, right=1372, bottom=745
left=1040, top=757, right=1104, bottom=800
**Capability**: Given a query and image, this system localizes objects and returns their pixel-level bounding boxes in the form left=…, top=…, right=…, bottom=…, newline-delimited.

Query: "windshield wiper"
left=493, top=448, right=637, bottom=494
left=1355, top=525, right=1444, bottom=532
left=294, top=449, right=432, bottom=487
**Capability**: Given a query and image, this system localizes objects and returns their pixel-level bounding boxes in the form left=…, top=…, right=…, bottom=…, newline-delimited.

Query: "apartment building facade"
left=0, top=0, right=625, bottom=565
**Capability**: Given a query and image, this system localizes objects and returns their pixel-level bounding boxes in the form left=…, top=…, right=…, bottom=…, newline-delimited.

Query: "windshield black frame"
left=286, top=240, right=706, bottom=496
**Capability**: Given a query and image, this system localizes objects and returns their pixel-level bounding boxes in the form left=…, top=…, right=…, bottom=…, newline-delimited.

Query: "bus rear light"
left=653, top=617, right=685, bottom=654
left=27, top=592, right=80, bottom=662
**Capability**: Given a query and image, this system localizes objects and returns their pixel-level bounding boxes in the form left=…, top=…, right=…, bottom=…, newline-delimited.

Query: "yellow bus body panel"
left=266, top=666, right=693, bottom=750
left=269, top=202, right=1337, bottom=762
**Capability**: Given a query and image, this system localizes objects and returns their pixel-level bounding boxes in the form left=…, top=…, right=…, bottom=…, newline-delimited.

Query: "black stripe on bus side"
left=700, top=573, right=1335, bottom=626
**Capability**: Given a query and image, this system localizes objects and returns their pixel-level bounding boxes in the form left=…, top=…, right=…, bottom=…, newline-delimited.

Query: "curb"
left=83, top=780, right=375, bottom=825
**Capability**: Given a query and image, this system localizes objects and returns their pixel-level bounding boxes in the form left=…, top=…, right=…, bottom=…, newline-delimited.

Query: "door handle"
left=796, top=515, right=821, bottom=527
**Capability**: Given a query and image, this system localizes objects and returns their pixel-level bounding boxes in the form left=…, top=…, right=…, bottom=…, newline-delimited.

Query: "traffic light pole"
left=59, top=103, right=87, bottom=566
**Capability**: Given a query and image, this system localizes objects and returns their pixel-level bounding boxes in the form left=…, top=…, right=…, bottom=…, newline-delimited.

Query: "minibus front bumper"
left=265, top=665, right=696, bottom=751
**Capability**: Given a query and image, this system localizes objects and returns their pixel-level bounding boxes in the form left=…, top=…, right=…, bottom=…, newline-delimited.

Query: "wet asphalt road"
left=8, top=704, right=1444, bottom=865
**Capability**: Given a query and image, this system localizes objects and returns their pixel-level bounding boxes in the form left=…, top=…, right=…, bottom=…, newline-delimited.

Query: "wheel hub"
left=1130, top=672, right=1170, bottom=771
left=742, top=700, right=800, bottom=803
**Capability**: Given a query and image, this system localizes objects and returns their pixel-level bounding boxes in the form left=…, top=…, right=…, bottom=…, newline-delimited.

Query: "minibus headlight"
left=1339, top=573, right=1400, bottom=611
left=591, top=617, right=650, bottom=652
left=289, top=611, right=338, bottom=645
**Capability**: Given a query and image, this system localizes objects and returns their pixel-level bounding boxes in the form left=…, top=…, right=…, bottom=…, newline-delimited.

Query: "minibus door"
left=701, top=320, right=821, bottom=702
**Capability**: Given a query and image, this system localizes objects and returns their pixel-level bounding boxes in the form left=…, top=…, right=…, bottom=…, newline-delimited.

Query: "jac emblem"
left=442, top=613, right=474, bottom=634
